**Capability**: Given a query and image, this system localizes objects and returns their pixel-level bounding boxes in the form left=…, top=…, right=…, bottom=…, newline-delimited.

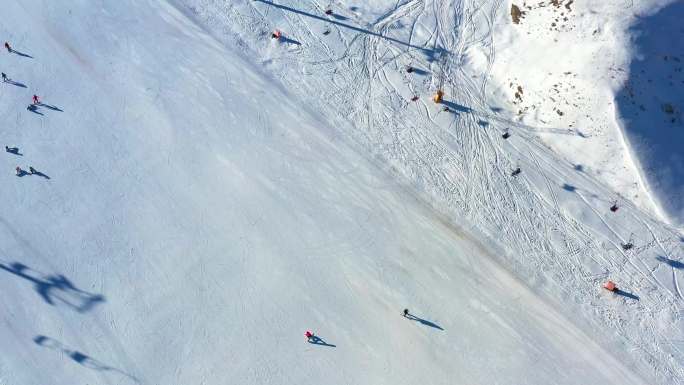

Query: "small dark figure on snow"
left=610, top=202, right=618, bottom=212
left=411, top=96, right=419, bottom=102
left=29, top=166, right=36, bottom=174
left=4, top=42, right=11, bottom=53
left=621, top=242, right=634, bottom=251
left=511, top=167, right=521, bottom=176
left=15, top=166, right=23, bottom=176
left=323, top=29, right=331, bottom=36
left=32, top=94, right=40, bottom=105
left=406, top=66, right=414, bottom=73
left=5, top=146, right=19, bottom=155
left=403, top=308, right=409, bottom=317
left=1, top=73, right=7, bottom=82
left=502, top=130, right=511, bottom=139
left=325, top=9, right=333, bottom=15
left=271, top=30, right=282, bottom=39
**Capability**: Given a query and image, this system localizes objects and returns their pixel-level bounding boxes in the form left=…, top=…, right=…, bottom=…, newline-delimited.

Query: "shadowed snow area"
left=616, top=1, right=684, bottom=229
left=0, top=1, right=682, bottom=384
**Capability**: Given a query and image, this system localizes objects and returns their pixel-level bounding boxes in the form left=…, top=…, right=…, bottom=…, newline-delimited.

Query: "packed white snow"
left=0, top=1, right=682, bottom=384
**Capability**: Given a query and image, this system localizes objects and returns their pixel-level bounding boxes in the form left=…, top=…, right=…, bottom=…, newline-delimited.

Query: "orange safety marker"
left=433, top=90, right=444, bottom=104
left=603, top=280, right=617, bottom=291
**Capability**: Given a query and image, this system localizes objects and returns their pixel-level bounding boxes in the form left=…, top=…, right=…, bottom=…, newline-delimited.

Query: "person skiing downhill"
left=15, top=166, right=22, bottom=176
left=403, top=309, right=410, bottom=318
left=1, top=73, right=6, bottom=82
left=32, top=94, right=39, bottom=105
left=305, top=331, right=314, bottom=341
left=29, top=166, right=36, bottom=174
left=4, top=42, right=11, bottom=53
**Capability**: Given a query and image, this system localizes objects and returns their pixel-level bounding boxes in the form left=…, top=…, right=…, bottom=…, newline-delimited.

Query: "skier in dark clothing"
left=403, top=309, right=410, bottom=317
left=32, top=94, right=40, bottom=105
left=1, top=73, right=6, bottom=82
left=29, top=166, right=36, bottom=174
left=4, top=42, right=11, bottom=53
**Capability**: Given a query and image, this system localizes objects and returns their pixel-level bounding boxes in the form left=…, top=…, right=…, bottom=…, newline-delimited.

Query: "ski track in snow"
left=179, top=0, right=684, bottom=382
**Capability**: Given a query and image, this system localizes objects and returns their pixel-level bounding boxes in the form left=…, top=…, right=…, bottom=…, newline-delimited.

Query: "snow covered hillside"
left=0, top=1, right=682, bottom=384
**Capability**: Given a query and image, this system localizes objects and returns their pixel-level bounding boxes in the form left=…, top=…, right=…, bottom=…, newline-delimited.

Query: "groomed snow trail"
left=180, top=0, right=684, bottom=383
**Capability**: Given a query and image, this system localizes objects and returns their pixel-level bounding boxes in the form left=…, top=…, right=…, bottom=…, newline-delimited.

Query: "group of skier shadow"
left=3, top=42, right=62, bottom=180
left=305, top=309, right=443, bottom=348
left=0, top=260, right=105, bottom=313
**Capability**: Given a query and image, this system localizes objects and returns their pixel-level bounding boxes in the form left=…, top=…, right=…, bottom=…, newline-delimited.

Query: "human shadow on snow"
left=440, top=100, right=472, bottom=114
left=614, top=289, right=640, bottom=301
left=34, top=335, right=139, bottom=382
left=307, top=335, right=336, bottom=347
left=37, top=102, right=64, bottom=112
left=26, top=104, right=43, bottom=115
left=5, top=79, right=27, bottom=88
left=656, top=255, right=684, bottom=269
left=405, top=314, right=444, bottom=330
left=0, top=261, right=105, bottom=313
left=11, top=49, right=33, bottom=58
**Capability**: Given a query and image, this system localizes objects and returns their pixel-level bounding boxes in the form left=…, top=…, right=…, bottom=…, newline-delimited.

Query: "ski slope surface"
left=0, top=1, right=682, bottom=385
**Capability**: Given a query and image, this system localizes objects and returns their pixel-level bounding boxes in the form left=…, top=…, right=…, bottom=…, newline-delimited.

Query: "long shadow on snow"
left=307, top=335, right=336, bottom=347
left=27, top=104, right=43, bottom=115
left=615, top=2, right=684, bottom=227
left=11, top=49, right=33, bottom=58
left=406, top=314, right=444, bottom=330
left=34, top=335, right=139, bottom=382
left=5, top=79, right=27, bottom=88
left=38, top=102, right=64, bottom=112
left=614, top=289, right=640, bottom=301
left=253, top=0, right=445, bottom=57
left=441, top=100, right=472, bottom=114
left=0, top=261, right=105, bottom=313
left=656, top=255, right=684, bottom=269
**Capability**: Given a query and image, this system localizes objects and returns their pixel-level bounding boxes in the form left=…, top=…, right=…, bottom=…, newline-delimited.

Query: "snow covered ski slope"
left=0, top=0, right=682, bottom=384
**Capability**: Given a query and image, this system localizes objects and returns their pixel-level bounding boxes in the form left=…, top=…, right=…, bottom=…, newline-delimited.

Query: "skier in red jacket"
left=32, top=95, right=40, bottom=105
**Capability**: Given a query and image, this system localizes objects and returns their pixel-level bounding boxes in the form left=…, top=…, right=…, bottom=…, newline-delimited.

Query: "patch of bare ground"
left=511, top=4, right=524, bottom=24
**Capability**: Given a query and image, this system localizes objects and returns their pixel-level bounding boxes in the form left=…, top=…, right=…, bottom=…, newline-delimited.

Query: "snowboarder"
left=403, top=308, right=410, bottom=317
left=305, top=330, right=314, bottom=341
left=32, top=94, right=40, bottom=105
left=15, top=166, right=23, bottom=176
left=1, top=72, right=7, bottom=82
left=29, top=166, right=36, bottom=174
left=4, top=42, right=11, bottom=53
